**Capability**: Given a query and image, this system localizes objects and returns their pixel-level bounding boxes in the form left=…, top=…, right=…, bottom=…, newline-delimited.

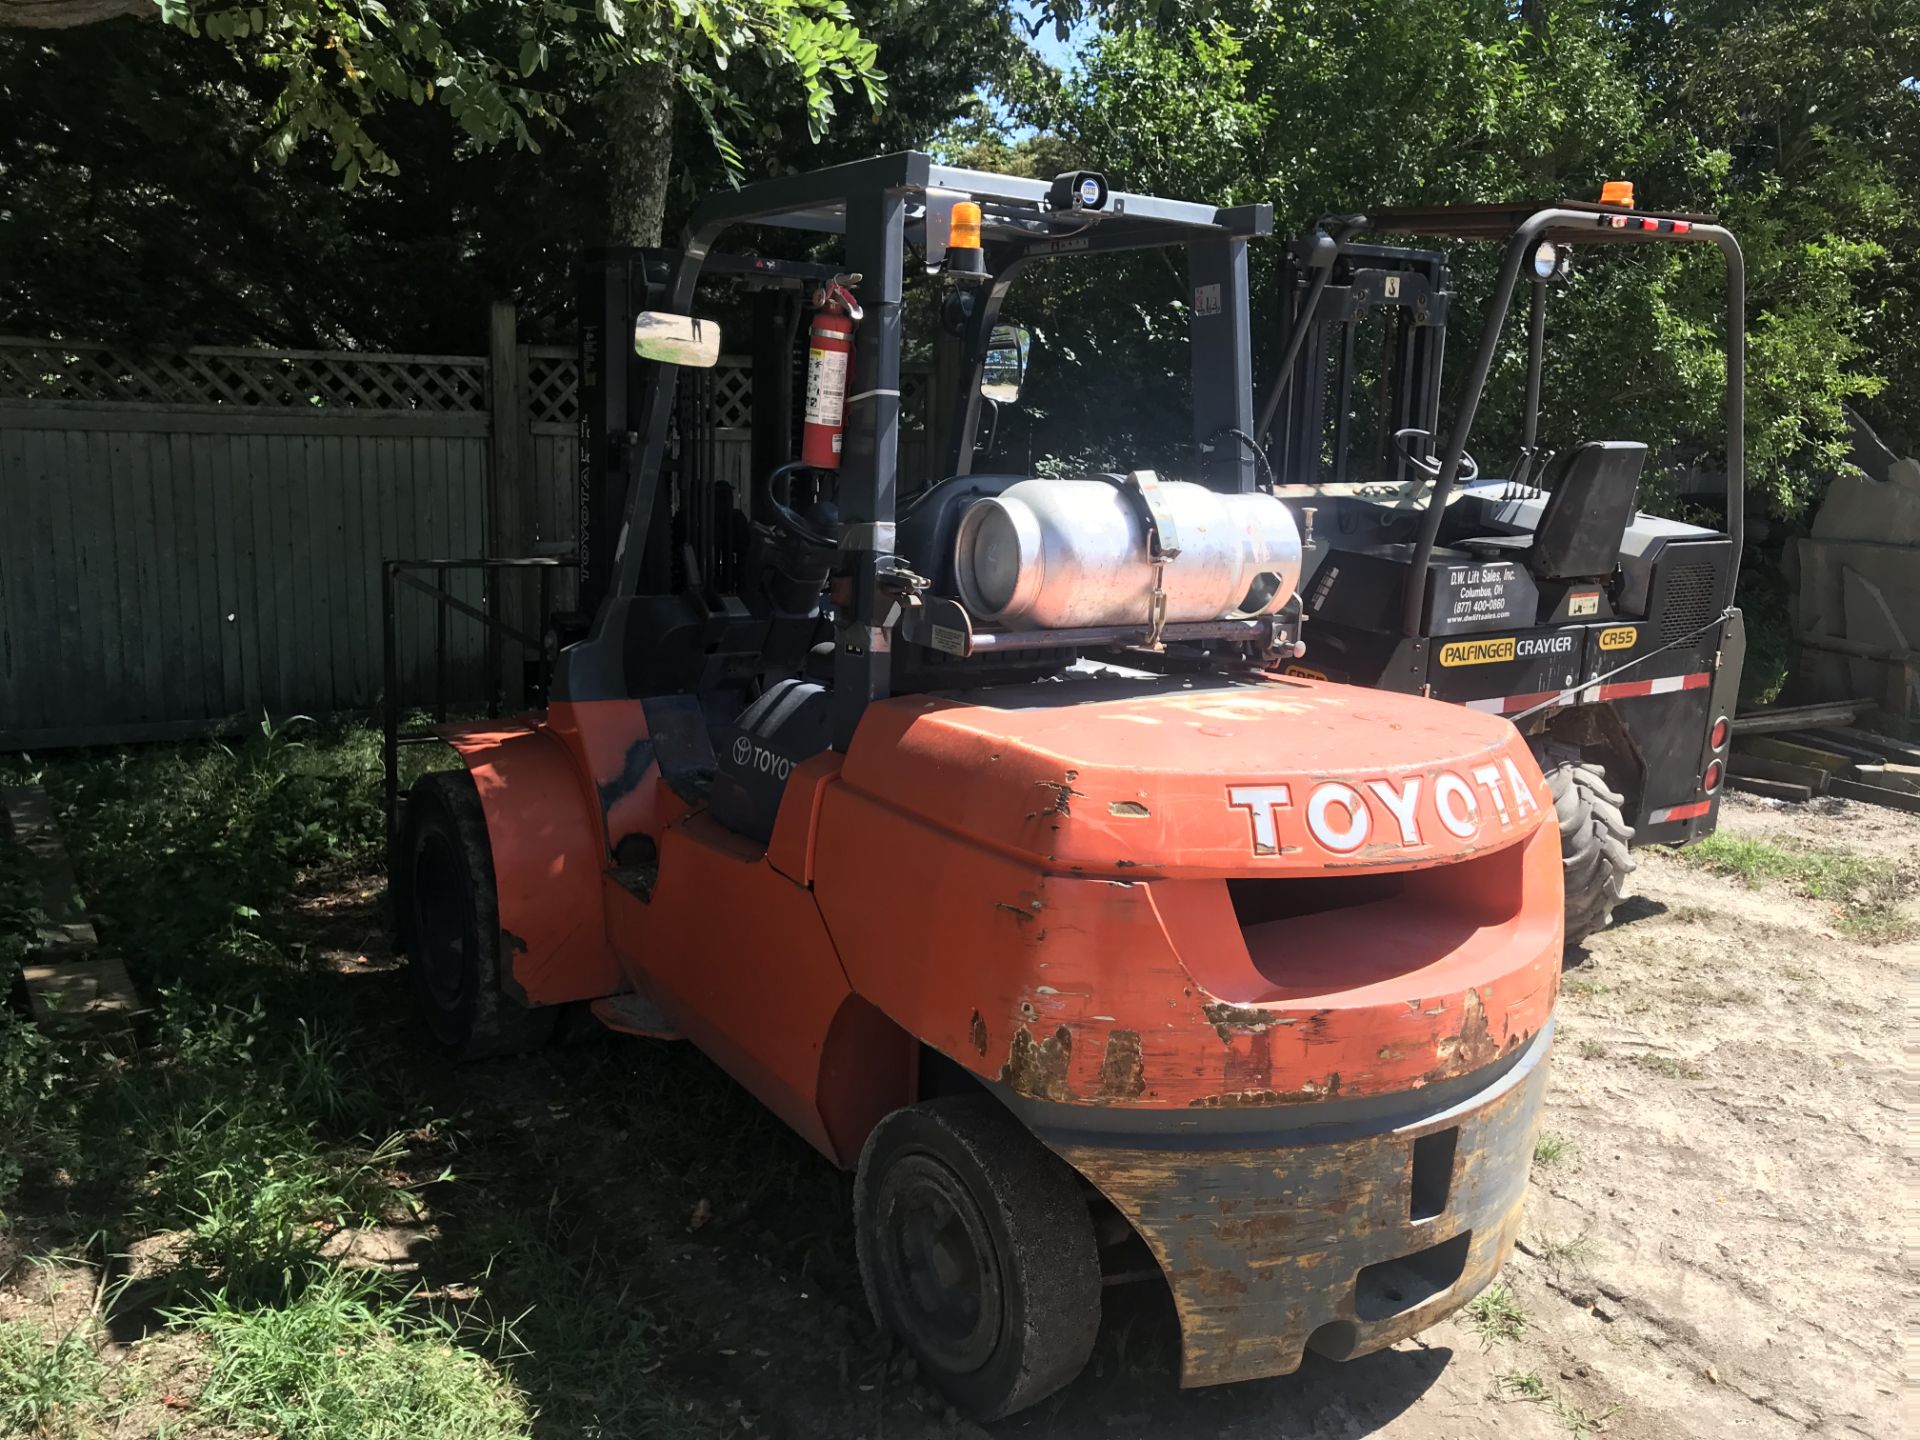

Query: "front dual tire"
left=394, top=770, right=555, bottom=1058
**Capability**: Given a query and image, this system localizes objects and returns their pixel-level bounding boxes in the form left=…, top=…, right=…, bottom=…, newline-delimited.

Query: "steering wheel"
left=1393, top=427, right=1479, bottom=484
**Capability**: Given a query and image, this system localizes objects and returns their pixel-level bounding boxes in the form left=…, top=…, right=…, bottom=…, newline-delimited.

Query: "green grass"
left=180, top=1269, right=529, bottom=1440
left=1533, top=1132, right=1572, bottom=1167
left=1533, top=1229, right=1596, bottom=1272
left=1500, top=1370, right=1548, bottom=1400
left=424, top=1203, right=726, bottom=1438
left=1496, top=1369, right=1619, bottom=1436
left=1557, top=1399, right=1621, bottom=1436
left=1675, top=833, right=1917, bottom=945
left=0, top=723, right=725, bottom=1440
left=1634, top=1052, right=1700, bottom=1081
left=1465, top=1282, right=1527, bottom=1344
left=0, top=1318, right=108, bottom=1436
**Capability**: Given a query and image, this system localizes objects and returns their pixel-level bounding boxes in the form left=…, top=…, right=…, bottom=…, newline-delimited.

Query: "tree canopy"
left=979, top=0, right=1917, bottom=522
left=2, top=0, right=1912, bottom=528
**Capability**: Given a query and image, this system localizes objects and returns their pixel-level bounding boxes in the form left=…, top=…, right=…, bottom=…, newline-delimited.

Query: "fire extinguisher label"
left=805, top=347, right=849, bottom=427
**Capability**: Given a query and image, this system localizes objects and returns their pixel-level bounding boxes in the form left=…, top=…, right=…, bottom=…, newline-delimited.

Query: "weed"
left=1561, top=976, right=1608, bottom=999
left=1634, top=1052, right=1699, bottom=1080
left=0, top=1012, right=87, bottom=1221
left=1500, top=1370, right=1549, bottom=1400
left=1837, top=908, right=1920, bottom=946
left=148, top=1110, right=413, bottom=1303
left=1576, top=1038, right=1608, bottom=1059
left=1533, top=1229, right=1596, bottom=1272
left=1557, top=1399, right=1621, bottom=1435
left=426, top=1193, right=729, bottom=1438
left=1533, top=1132, right=1572, bottom=1166
left=180, top=1269, right=529, bottom=1440
left=1675, top=834, right=1916, bottom=945
left=1465, top=1282, right=1527, bottom=1344
left=0, top=1319, right=107, bottom=1436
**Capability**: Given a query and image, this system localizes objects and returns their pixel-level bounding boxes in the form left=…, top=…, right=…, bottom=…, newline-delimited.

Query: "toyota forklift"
left=392, top=155, right=1563, bottom=1418
left=1257, top=191, right=1747, bottom=943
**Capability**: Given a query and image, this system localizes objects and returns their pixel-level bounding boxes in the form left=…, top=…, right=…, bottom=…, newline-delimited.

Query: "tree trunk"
left=0, top=0, right=154, bottom=25
left=603, top=59, right=675, bottom=247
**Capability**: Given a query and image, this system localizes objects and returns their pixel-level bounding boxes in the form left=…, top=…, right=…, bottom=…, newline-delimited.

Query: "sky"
left=1015, top=0, right=1095, bottom=72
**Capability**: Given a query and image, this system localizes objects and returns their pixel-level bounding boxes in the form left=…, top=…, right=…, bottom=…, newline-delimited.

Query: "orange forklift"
left=392, top=154, right=1563, bottom=1418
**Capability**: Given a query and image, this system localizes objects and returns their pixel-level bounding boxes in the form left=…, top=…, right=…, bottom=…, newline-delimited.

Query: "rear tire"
left=854, top=1096, right=1100, bottom=1420
left=394, top=770, right=555, bottom=1059
left=1542, top=758, right=1636, bottom=948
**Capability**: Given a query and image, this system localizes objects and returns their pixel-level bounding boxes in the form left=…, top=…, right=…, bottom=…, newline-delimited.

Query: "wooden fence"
left=0, top=320, right=930, bottom=749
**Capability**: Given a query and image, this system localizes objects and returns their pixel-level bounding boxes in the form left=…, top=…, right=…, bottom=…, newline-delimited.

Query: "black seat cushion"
left=1528, top=441, right=1646, bottom=580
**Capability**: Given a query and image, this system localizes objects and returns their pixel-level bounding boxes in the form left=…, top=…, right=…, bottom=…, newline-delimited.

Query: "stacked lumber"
left=1727, top=700, right=1920, bottom=811
left=2, top=785, right=147, bottom=1032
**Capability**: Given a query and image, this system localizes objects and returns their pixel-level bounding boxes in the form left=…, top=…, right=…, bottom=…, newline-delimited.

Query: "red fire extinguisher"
left=802, top=281, right=862, bottom=470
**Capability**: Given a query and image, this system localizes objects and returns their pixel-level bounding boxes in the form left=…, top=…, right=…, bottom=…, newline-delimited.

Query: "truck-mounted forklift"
left=1258, top=193, right=1747, bottom=943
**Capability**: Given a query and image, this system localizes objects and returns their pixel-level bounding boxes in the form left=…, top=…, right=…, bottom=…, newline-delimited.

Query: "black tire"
left=854, top=1096, right=1101, bottom=1421
left=394, top=770, right=555, bottom=1059
left=1543, top=758, right=1637, bottom=948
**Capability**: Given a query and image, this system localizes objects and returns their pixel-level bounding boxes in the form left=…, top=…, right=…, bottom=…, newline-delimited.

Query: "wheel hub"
left=875, top=1153, right=1003, bottom=1375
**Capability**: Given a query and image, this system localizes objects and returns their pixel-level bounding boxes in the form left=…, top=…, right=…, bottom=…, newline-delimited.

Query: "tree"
left=0, top=0, right=1030, bottom=347
left=1002, top=0, right=1915, bottom=522
left=0, top=0, right=887, bottom=245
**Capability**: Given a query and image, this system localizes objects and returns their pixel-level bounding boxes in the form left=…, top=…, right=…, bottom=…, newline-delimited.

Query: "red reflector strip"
left=1639, top=217, right=1660, bottom=231
left=1672, top=220, right=1692, bottom=234
left=1463, top=670, right=1711, bottom=718
left=1647, top=799, right=1712, bottom=825
left=1591, top=672, right=1711, bottom=703
left=1464, top=689, right=1561, bottom=716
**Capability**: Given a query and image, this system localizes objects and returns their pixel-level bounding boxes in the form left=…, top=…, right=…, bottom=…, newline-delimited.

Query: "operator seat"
left=1465, top=441, right=1646, bottom=581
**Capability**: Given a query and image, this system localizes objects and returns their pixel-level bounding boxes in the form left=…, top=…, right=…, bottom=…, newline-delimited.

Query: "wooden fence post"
left=488, top=301, right=533, bottom=706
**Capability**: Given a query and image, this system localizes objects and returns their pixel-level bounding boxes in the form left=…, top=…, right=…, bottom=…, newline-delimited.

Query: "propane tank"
left=953, top=477, right=1302, bottom=630
left=801, top=282, right=861, bottom=470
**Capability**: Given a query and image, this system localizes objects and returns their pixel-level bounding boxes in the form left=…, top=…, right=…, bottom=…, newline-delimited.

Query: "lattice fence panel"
left=0, top=339, right=486, bottom=412
left=519, top=353, right=928, bottom=434
left=525, top=347, right=578, bottom=425
left=710, top=363, right=753, bottom=429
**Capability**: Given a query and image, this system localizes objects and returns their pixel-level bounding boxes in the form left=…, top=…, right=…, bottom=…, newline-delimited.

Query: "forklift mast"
left=1269, top=239, right=1450, bottom=493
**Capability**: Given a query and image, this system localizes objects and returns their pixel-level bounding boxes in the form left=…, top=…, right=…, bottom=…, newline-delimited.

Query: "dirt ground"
left=9, top=790, right=1909, bottom=1438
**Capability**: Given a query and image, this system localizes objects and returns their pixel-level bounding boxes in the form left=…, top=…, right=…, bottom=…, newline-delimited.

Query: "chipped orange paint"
left=817, top=681, right=1560, bottom=1112
left=445, top=674, right=1559, bottom=1135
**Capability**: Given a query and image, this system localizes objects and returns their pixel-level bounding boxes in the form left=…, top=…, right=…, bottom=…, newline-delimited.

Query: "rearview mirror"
left=633, top=311, right=721, bottom=368
left=981, top=324, right=1031, bottom=404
